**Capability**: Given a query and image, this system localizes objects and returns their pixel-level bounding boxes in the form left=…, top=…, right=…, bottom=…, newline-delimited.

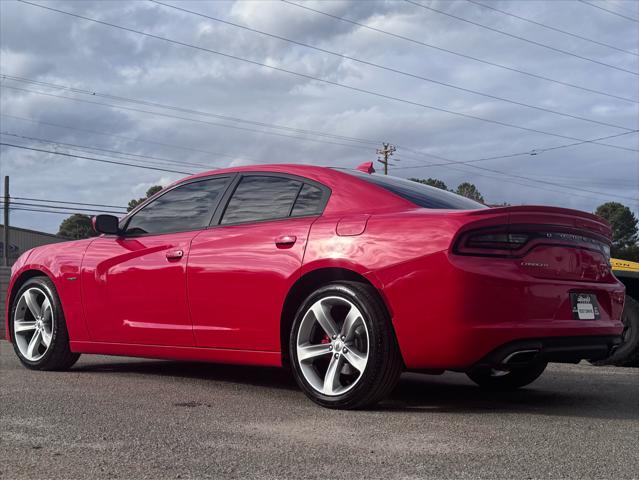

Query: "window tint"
left=221, top=176, right=302, bottom=224
left=125, top=177, right=229, bottom=235
left=341, top=170, right=487, bottom=210
left=292, top=184, right=324, bottom=216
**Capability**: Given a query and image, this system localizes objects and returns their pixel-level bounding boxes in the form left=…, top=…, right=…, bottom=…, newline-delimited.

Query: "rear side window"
left=221, top=176, right=302, bottom=224
left=342, top=170, right=487, bottom=210
left=124, top=177, right=229, bottom=235
left=291, top=184, right=324, bottom=216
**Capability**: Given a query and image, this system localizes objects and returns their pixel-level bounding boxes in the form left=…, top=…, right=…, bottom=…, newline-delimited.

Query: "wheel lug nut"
left=343, top=347, right=348, bottom=353
left=328, top=345, right=333, bottom=350
left=341, top=336, right=346, bottom=341
left=332, top=335, right=337, bottom=340
left=334, top=353, right=339, bottom=359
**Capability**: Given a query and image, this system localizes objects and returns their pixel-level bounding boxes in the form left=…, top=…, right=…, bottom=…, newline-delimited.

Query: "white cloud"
left=0, top=0, right=637, bottom=234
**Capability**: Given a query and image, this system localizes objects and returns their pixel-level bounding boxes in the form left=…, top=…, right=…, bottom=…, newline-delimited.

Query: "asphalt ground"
left=1, top=340, right=638, bottom=480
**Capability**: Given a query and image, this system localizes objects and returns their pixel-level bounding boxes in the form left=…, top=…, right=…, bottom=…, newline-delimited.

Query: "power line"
left=578, top=0, right=639, bottom=23
left=2, top=7, right=636, bottom=155
left=6, top=83, right=636, bottom=162
left=151, top=0, right=636, bottom=132
left=397, top=157, right=637, bottom=203
left=7, top=76, right=637, bottom=163
left=390, top=130, right=639, bottom=201
left=1, top=84, right=375, bottom=153
left=1, top=75, right=379, bottom=147
left=0, top=113, right=251, bottom=161
left=405, top=0, right=639, bottom=76
left=0, top=132, right=213, bottom=170
left=9, top=206, right=119, bottom=216
left=10, top=196, right=127, bottom=209
left=521, top=175, right=639, bottom=187
left=468, top=163, right=638, bottom=202
left=395, top=149, right=639, bottom=202
left=0, top=142, right=194, bottom=174
left=4, top=94, right=635, bottom=198
left=459, top=129, right=639, bottom=164
left=467, top=0, right=639, bottom=57
left=395, top=157, right=616, bottom=202
left=5, top=96, right=635, bottom=197
left=394, top=129, right=639, bottom=168
left=281, top=0, right=638, bottom=104
left=1, top=200, right=125, bottom=215
left=3, top=92, right=635, bottom=198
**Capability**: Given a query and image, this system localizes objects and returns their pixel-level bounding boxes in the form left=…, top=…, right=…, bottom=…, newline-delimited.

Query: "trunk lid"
left=455, top=205, right=614, bottom=283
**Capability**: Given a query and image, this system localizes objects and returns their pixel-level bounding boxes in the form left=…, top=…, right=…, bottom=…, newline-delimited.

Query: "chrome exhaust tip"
left=502, top=349, right=541, bottom=365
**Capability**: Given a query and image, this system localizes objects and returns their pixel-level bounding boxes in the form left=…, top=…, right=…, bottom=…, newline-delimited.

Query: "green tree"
left=57, top=214, right=98, bottom=240
left=409, top=177, right=449, bottom=191
left=455, top=182, right=485, bottom=203
left=127, top=185, right=163, bottom=212
left=595, top=202, right=639, bottom=257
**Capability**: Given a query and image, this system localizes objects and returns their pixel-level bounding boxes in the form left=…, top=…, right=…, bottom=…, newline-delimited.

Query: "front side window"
left=124, top=177, right=230, bottom=235
left=221, top=176, right=302, bottom=225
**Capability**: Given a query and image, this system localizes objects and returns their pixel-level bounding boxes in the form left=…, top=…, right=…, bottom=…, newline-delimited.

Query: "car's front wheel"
left=11, top=276, right=80, bottom=370
left=466, top=361, right=548, bottom=390
left=289, top=281, right=402, bottom=409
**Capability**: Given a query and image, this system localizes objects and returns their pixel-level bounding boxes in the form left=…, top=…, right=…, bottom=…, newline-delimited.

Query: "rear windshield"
left=342, top=170, right=487, bottom=210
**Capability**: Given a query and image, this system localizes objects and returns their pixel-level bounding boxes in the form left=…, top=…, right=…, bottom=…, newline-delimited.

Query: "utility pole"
left=376, top=143, right=396, bottom=175
left=3, top=176, right=9, bottom=267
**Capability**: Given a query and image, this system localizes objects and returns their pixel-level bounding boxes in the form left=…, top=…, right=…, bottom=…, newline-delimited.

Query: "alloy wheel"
left=296, top=296, right=369, bottom=396
left=13, top=287, right=54, bottom=362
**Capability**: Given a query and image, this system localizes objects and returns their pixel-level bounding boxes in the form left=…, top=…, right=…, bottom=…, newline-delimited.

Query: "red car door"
left=188, top=174, right=329, bottom=351
left=81, top=175, right=233, bottom=346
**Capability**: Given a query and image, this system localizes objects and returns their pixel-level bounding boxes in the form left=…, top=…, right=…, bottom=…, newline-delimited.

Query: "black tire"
left=466, top=361, right=548, bottom=391
left=604, top=295, right=639, bottom=367
left=10, top=276, right=80, bottom=371
left=289, top=281, right=403, bottom=409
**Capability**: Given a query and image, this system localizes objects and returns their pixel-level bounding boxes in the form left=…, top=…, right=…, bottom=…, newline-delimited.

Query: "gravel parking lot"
left=1, top=340, right=637, bottom=480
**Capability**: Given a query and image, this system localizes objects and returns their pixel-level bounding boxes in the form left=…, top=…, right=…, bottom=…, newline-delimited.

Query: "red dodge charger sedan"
left=5, top=164, right=625, bottom=408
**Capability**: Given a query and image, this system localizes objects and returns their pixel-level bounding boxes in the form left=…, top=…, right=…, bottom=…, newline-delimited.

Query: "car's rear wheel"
left=289, top=281, right=402, bottom=409
left=11, top=276, right=80, bottom=370
left=466, top=361, right=548, bottom=390
left=603, top=295, right=639, bottom=367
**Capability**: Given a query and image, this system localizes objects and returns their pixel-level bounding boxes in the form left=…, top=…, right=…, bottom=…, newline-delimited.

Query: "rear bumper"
left=471, top=335, right=622, bottom=369
left=378, top=250, right=625, bottom=369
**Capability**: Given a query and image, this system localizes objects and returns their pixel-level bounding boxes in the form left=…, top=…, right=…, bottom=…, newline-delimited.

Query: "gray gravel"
left=1, top=340, right=638, bottom=480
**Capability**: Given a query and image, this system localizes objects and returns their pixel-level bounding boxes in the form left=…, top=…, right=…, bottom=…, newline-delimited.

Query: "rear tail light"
left=454, top=226, right=611, bottom=258
left=455, top=228, right=530, bottom=257
left=465, top=232, right=530, bottom=250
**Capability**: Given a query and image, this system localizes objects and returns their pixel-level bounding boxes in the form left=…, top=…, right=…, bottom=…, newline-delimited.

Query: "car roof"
left=184, top=163, right=338, bottom=181
left=175, top=163, right=412, bottom=215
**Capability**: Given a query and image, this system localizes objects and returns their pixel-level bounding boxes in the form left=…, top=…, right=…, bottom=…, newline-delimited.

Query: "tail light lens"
left=455, top=228, right=530, bottom=257
left=454, top=226, right=611, bottom=258
left=465, top=232, right=530, bottom=250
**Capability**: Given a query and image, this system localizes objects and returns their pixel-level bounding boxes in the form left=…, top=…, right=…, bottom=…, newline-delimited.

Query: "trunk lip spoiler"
left=464, top=205, right=607, bottom=225
left=462, top=205, right=611, bottom=237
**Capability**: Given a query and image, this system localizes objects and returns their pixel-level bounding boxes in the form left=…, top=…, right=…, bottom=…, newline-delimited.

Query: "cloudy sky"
left=1, top=0, right=638, bottom=234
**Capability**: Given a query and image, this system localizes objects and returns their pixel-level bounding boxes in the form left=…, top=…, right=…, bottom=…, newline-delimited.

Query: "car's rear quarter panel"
left=304, top=207, right=624, bottom=370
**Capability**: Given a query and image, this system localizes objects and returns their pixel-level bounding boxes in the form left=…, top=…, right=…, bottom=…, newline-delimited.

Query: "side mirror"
left=92, top=214, right=120, bottom=235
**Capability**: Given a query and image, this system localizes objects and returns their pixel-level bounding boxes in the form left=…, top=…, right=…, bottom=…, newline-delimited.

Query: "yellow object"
left=611, top=258, right=639, bottom=274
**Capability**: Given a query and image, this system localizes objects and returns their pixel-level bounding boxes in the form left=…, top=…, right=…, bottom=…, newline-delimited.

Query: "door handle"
left=275, top=235, right=297, bottom=247
left=166, top=249, right=184, bottom=260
